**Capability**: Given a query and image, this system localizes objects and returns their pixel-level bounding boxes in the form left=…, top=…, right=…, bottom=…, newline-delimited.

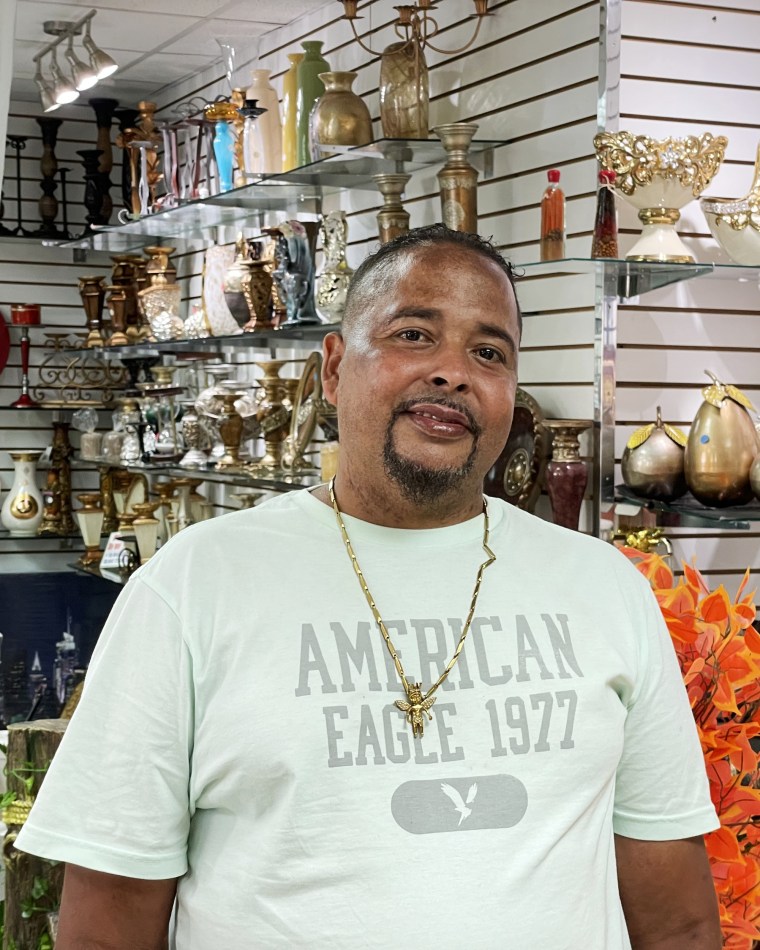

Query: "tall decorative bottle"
left=296, top=41, right=330, bottom=168
left=540, top=169, right=565, bottom=261
left=246, top=69, right=282, bottom=174
left=282, top=52, right=304, bottom=171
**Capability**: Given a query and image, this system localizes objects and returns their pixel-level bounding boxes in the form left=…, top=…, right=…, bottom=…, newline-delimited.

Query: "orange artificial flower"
left=620, top=548, right=760, bottom=948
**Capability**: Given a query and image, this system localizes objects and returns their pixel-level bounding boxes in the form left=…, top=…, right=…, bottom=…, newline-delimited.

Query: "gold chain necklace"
left=328, top=478, right=496, bottom=738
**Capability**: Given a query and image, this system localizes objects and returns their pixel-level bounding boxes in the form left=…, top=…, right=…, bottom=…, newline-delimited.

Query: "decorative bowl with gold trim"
left=594, top=130, right=728, bottom=263
left=700, top=143, right=760, bottom=265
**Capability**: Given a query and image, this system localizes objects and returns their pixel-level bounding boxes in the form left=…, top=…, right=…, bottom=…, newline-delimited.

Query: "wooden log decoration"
left=3, top=719, right=68, bottom=950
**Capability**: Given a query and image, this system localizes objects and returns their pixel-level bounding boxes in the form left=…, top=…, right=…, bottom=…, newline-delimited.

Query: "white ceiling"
left=12, top=0, right=333, bottom=109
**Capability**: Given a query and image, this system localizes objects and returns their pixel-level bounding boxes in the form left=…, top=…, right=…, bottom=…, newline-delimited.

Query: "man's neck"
left=311, top=467, right=485, bottom=529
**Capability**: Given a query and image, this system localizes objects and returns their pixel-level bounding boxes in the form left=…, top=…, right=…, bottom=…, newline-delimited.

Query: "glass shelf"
left=69, top=562, right=128, bottom=585
left=0, top=530, right=82, bottom=542
left=614, top=485, right=760, bottom=530
left=64, top=323, right=334, bottom=361
left=518, top=258, right=760, bottom=302
left=56, top=137, right=504, bottom=252
left=79, top=457, right=320, bottom=493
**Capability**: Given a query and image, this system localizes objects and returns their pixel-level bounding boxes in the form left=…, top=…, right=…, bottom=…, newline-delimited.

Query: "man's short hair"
left=342, top=224, right=522, bottom=335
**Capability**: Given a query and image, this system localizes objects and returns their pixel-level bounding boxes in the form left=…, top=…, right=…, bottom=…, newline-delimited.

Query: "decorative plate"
left=202, top=244, right=241, bottom=337
left=484, top=388, right=548, bottom=511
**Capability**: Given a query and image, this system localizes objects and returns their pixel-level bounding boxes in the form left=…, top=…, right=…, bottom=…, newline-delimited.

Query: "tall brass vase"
left=379, top=40, right=429, bottom=138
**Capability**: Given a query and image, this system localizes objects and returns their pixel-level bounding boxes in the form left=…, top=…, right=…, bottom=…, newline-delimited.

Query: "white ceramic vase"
left=1, top=451, right=44, bottom=536
left=246, top=69, right=282, bottom=174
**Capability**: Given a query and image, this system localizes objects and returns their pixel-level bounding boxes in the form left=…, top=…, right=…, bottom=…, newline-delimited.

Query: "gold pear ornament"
left=622, top=407, right=688, bottom=501
left=621, top=406, right=687, bottom=501
left=684, top=371, right=760, bottom=507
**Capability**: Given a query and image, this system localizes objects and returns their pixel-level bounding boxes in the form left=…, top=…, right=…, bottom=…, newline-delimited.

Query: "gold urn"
left=621, top=407, right=687, bottom=502
left=684, top=372, right=760, bottom=507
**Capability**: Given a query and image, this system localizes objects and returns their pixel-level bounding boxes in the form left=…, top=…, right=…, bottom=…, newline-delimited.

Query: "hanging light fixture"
left=82, top=17, right=118, bottom=80
left=49, top=47, right=79, bottom=105
left=65, top=34, right=98, bottom=90
left=32, top=9, right=118, bottom=113
left=33, top=62, right=60, bottom=113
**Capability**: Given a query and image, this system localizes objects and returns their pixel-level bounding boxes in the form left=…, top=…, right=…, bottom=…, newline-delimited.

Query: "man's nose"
left=426, top=346, right=472, bottom=392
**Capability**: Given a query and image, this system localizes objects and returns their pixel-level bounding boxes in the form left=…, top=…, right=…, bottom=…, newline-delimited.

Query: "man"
left=18, top=225, right=721, bottom=949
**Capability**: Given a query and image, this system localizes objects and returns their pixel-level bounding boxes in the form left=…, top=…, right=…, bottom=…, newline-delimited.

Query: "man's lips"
left=405, top=403, right=472, bottom=429
left=400, top=403, right=474, bottom=439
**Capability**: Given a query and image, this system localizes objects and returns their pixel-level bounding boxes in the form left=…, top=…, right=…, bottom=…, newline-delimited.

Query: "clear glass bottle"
left=540, top=169, right=565, bottom=261
left=591, top=169, right=619, bottom=259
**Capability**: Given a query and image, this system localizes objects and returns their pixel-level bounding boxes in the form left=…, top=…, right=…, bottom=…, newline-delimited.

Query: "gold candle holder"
left=247, top=360, right=290, bottom=474
left=75, top=492, right=104, bottom=567
left=215, top=393, right=246, bottom=471
left=373, top=173, right=411, bottom=245
left=132, top=501, right=161, bottom=563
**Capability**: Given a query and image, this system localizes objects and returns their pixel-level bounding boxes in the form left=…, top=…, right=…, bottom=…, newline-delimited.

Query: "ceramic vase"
left=1, top=451, right=44, bottom=536
left=315, top=211, right=353, bottom=323
left=282, top=52, right=304, bottom=170
left=310, top=72, right=372, bottom=160
left=296, top=40, right=330, bottom=167
left=246, top=69, right=282, bottom=173
left=434, top=123, right=479, bottom=234
left=379, top=39, right=429, bottom=139
left=543, top=421, right=592, bottom=531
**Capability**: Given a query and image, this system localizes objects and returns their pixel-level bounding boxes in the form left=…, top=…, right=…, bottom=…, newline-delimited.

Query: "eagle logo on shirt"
left=440, top=782, right=478, bottom=826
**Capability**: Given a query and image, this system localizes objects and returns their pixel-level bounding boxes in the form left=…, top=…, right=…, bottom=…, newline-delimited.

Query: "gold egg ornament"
left=684, top=371, right=760, bottom=507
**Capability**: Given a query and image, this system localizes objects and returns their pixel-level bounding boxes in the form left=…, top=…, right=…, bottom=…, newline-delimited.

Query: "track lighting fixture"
left=82, top=19, right=118, bottom=80
left=33, top=62, right=60, bottom=113
left=65, top=35, right=98, bottom=91
left=33, top=9, right=118, bottom=112
left=50, top=48, right=79, bottom=105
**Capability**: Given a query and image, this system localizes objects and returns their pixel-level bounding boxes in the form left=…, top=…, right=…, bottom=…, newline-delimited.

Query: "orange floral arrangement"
left=620, top=547, right=760, bottom=948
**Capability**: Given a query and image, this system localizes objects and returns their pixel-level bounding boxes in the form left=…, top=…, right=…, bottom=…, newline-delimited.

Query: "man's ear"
left=321, top=331, right=345, bottom=406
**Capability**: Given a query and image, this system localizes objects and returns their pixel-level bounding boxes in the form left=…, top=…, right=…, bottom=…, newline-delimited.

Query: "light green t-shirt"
left=17, top=490, right=718, bottom=949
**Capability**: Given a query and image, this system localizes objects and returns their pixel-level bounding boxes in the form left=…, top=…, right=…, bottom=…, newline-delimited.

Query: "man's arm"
left=615, top=834, right=722, bottom=949
left=56, top=864, right=178, bottom=950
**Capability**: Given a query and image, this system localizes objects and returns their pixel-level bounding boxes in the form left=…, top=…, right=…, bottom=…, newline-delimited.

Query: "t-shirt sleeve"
left=612, top=563, right=719, bottom=841
left=15, top=573, right=193, bottom=879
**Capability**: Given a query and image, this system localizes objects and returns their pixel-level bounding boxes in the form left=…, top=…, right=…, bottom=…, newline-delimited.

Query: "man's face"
left=322, top=245, right=520, bottom=505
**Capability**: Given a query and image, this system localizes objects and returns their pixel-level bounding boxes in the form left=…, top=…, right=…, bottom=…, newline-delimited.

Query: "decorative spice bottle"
left=540, top=169, right=565, bottom=261
left=591, top=169, right=619, bottom=259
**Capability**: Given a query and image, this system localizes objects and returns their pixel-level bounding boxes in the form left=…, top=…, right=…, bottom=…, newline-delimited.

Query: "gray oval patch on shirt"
left=391, top=774, right=528, bottom=834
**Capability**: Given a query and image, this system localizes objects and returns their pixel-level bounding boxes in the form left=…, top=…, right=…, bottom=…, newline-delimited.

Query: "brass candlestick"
left=373, top=174, right=411, bottom=244
left=78, top=275, right=106, bottom=348
left=434, top=122, right=479, bottom=234
left=216, top=392, right=246, bottom=471
left=247, top=360, right=290, bottom=474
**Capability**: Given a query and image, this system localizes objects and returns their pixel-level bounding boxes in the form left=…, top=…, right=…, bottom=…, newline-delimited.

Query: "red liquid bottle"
left=540, top=169, right=565, bottom=261
left=591, top=169, right=619, bottom=259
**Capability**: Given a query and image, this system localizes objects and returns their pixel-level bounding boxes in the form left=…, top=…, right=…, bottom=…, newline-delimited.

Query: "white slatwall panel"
left=1, top=103, right=111, bottom=571
left=617, top=0, right=760, bottom=591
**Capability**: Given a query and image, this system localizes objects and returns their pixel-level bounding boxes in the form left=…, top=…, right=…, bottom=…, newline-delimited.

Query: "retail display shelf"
left=0, top=530, right=82, bottom=541
left=64, top=323, right=335, bottom=361
left=54, top=137, right=505, bottom=253
left=615, top=485, right=760, bottom=530
left=78, top=458, right=321, bottom=493
left=518, top=258, right=760, bottom=302
left=68, top=562, right=128, bottom=585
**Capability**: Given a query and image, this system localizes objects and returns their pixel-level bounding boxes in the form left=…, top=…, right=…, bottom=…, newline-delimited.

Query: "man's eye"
left=399, top=329, right=424, bottom=341
left=478, top=347, right=504, bottom=363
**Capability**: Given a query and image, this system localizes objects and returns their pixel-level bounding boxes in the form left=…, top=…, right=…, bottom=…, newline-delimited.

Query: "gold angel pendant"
left=395, top=682, right=436, bottom=738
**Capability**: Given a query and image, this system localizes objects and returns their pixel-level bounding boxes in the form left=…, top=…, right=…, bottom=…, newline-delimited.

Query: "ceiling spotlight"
left=50, top=48, right=79, bottom=104
left=33, top=62, right=60, bottom=113
left=83, top=19, right=118, bottom=80
left=65, top=35, right=98, bottom=90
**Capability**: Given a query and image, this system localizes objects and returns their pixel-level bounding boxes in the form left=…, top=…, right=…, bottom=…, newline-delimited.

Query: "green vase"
left=296, top=40, right=330, bottom=167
